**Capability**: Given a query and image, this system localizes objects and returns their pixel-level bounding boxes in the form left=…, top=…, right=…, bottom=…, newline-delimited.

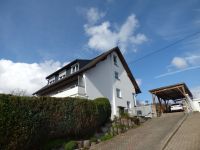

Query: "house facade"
left=34, top=47, right=141, bottom=117
left=192, top=98, right=200, bottom=112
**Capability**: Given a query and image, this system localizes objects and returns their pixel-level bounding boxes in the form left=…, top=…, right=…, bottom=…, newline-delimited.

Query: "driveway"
left=90, top=112, right=185, bottom=150
left=164, top=112, right=200, bottom=150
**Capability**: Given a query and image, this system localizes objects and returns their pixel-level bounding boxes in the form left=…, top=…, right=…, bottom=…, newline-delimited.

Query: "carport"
left=149, top=83, right=193, bottom=116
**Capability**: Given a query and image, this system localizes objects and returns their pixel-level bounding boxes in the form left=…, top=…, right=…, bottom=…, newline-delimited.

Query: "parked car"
left=170, top=103, right=184, bottom=112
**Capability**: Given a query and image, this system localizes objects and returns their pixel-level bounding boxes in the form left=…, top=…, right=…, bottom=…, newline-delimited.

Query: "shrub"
left=43, top=139, right=66, bottom=150
left=94, top=97, right=111, bottom=125
left=90, top=137, right=97, bottom=142
left=120, top=112, right=130, bottom=118
left=131, top=117, right=140, bottom=125
left=0, top=94, right=111, bottom=150
left=100, top=134, right=113, bottom=141
left=0, top=95, right=45, bottom=150
left=64, top=141, right=77, bottom=150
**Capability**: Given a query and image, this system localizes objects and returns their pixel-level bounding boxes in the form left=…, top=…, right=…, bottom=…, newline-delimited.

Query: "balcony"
left=52, top=86, right=86, bottom=98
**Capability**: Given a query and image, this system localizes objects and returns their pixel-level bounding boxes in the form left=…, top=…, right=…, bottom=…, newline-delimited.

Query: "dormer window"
left=59, top=70, right=66, bottom=80
left=113, top=55, right=118, bottom=66
left=48, top=76, right=55, bottom=85
left=71, top=63, right=79, bottom=74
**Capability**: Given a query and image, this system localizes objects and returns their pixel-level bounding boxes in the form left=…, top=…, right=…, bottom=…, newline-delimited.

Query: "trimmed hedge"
left=0, top=94, right=111, bottom=150
left=64, top=141, right=77, bottom=150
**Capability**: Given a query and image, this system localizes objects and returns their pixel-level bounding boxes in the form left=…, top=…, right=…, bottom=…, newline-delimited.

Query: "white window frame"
left=71, top=63, right=79, bottom=74
left=116, top=88, right=122, bottom=98
left=59, top=70, right=66, bottom=80
left=114, top=71, right=119, bottom=80
left=48, top=76, right=55, bottom=84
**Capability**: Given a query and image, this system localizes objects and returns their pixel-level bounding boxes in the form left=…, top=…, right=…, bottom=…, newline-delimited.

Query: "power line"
left=131, top=31, right=200, bottom=64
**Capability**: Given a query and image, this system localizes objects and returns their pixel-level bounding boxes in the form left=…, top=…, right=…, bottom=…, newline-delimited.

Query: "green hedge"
left=64, top=141, right=77, bottom=150
left=0, top=94, right=111, bottom=150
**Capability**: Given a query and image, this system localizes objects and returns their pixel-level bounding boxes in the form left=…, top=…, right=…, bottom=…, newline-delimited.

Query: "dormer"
left=58, top=70, right=66, bottom=80
left=48, top=76, right=55, bottom=85
left=71, top=63, right=79, bottom=74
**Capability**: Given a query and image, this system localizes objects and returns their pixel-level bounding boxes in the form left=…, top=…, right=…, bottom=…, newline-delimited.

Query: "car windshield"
left=171, top=104, right=182, bottom=106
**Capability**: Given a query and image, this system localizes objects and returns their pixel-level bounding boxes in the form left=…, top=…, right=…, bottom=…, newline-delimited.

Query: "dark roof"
left=46, top=59, right=91, bottom=79
left=149, top=82, right=193, bottom=100
left=33, top=47, right=141, bottom=95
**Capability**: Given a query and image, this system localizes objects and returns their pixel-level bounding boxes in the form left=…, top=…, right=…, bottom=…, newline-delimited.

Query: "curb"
left=160, top=113, right=188, bottom=150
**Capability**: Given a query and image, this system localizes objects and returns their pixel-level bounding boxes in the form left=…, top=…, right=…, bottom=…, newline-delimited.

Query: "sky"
left=0, top=0, right=200, bottom=101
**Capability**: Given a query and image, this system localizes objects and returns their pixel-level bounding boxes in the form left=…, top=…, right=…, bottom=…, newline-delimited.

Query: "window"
left=113, top=55, right=118, bottom=66
left=59, top=70, right=66, bottom=80
left=48, top=77, right=55, bottom=84
left=71, top=63, right=79, bottom=74
left=49, top=80, right=55, bottom=84
left=116, top=88, right=122, bottom=98
left=137, top=110, right=142, bottom=116
left=114, top=71, right=119, bottom=80
left=127, top=101, right=130, bottom=109
left=133, top=93, right=136, bottom=107
left=59, top=75, right=65, bottom=80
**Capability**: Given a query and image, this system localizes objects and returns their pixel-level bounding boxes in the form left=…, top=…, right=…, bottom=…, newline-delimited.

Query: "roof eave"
left=34, top=46, right=141, bottom=95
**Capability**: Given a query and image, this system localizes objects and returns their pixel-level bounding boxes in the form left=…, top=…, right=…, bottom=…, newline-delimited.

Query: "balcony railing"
left=52, top=86, right=86, bottom=98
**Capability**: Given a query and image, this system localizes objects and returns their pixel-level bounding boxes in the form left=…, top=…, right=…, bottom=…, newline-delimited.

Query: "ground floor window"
left=137, top=110, right=142, bottom=116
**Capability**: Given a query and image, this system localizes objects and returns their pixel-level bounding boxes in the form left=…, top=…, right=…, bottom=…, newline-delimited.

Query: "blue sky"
left=0, top=0, right=200, bottom=100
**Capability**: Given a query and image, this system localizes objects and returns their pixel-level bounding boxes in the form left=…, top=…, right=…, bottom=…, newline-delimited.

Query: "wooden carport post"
left=164, top=99, right=169, bottom=112
left=157, top=96, right=162, bottom=116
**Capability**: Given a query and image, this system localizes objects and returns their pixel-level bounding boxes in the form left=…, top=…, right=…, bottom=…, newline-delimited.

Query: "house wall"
left=84, top=52, right=137, bottom=117
left=84, top=55, right=113, bottom=111
left=192, top=98, right=200, bottom=112
left=111, top=52, right=136, bottom=116
left=185, top=94, right=195, bottom=112
left=135, top=105, right=154, bottom=118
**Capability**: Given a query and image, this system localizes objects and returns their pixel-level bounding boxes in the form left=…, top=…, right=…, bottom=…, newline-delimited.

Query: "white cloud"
left=136, top=78, right=142, bottom=86
left=156, top=53, right=200, bottom=78
left=86, top=7, right=105, bottom=24
left=191, top=86, right=200, bottom=99
left=62, top=61, right=69, bottom=67
left=185, top=55, right=200, bottom=65
left=171, top=54, right=200, bottom=70
left=84, top=13, right=147, bottom=53
left=171, top=57, right=188, bottom=69
left=0, top=59, right=64, bottom=95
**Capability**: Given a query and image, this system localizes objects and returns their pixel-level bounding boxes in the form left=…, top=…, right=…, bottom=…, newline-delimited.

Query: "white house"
left=191, top=98, right=200, bottom=112
left=33, top=47, right=141, bottom=117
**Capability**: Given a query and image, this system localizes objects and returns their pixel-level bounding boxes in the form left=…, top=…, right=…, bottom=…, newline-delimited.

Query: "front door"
left=118, top=106, right=125, bottom=116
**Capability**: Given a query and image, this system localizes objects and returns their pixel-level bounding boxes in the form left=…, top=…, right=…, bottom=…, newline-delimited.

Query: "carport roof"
left=149, top=83, right=193, bottom=100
